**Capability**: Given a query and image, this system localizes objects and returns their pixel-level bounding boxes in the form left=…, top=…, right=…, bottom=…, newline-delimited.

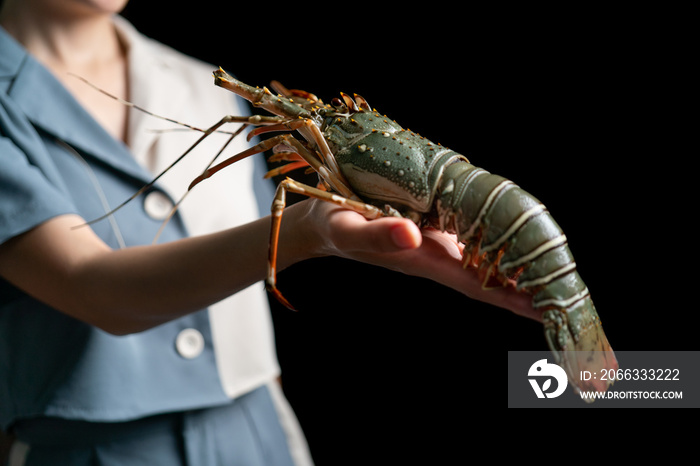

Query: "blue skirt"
left=11, top=386, right=295, bottom=466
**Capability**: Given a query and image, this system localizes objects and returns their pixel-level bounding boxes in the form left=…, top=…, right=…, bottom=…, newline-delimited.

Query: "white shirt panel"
left=114, top=16, right=281, bottom=399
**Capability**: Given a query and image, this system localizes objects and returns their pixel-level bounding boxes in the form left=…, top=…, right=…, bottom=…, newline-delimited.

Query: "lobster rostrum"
left=187, top=69, right=618, bottom=397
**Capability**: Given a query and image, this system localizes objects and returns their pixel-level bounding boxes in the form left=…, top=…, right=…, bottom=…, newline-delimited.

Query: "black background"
left=121, top=3, right=689, bottom=462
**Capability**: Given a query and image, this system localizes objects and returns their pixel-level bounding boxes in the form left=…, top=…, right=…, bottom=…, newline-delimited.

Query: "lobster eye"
left=331, top=97, right=344, bottom=109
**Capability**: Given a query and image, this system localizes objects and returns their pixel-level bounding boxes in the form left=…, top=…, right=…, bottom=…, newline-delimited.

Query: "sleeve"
left=0, top=93, right=78, bottom=245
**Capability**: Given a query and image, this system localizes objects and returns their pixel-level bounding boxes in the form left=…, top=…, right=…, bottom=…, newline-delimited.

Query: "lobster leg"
left=267, top=178, right=384, bottom=310
left=189, top=132, right=357, bottom=205
left=188, top=134, right=296, bottom=191
left=212, top=69, right=356, bottom=196
left=244, top=118, right=349, bottom=193
left=80, top=114, right=286, bottom=227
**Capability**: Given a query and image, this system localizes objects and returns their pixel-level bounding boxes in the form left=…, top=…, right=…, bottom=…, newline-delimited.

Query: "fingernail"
left=390, top=224, right=419, bottom=249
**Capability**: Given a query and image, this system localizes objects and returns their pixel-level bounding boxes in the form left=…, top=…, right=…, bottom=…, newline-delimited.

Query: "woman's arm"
left=0, top=199, right=537, bottom=336
left=0, top=204, right=302, bottom=335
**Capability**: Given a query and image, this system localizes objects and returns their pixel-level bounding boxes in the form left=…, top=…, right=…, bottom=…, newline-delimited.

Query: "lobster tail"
left=541, top=291, right=618, bottom=395
left=436, top=160, right=617, bottom=396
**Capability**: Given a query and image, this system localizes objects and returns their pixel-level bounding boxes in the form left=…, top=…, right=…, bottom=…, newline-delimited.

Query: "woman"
left=0, top=0, right=534, bottom=464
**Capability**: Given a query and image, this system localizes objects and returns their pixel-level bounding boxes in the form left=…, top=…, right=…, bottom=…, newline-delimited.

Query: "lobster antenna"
left=68, top=73, right=236, bottom=135
left=68, top=73, right=263, bottom=229
left=151, top=127, right=243, bottom=243
left=74, top=117, right=247, bottom=228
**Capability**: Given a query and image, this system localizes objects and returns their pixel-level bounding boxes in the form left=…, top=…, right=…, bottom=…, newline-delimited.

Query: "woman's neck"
left=0, top=1, right=131, bottom=142
left=1, top=1, right=123, bottom=72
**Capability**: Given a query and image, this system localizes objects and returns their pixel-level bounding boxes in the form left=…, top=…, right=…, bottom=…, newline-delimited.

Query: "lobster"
left=83, top=69, right=617, bottom=398
left=179, top=69, right=617, bottom=398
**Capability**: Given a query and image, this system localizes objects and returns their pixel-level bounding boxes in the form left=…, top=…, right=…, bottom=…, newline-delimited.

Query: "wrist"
left=274, top=200, right=327, bottom=269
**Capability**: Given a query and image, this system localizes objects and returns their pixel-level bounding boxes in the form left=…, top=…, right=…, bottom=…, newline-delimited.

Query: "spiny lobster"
left=183, top=69, right=618, bottom=398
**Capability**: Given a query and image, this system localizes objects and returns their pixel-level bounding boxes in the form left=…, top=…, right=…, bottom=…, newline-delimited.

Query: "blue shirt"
left=0, top=26, right=234, bottom=430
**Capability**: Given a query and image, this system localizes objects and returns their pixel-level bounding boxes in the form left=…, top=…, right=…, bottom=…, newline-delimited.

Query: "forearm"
left=0, top=203, right=316, bottom=335
left=78, top=221, right=271, bottom=334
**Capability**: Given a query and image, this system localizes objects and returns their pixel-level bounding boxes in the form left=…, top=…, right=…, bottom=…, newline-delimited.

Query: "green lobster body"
left=324, top=110, right=463, bottom=217
left=325, top=111, right=616, bottom=393
left=205, top=69, right=618, bottom=397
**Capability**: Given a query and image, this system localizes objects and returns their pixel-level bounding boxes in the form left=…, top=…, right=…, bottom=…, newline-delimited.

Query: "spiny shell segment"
left=322, top=102, right=452, bottom=213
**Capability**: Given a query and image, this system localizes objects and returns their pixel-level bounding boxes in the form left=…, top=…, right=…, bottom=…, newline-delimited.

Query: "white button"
left=143, top=190, right=174, bottom=220
left=175, top=328, right=205, bottom=359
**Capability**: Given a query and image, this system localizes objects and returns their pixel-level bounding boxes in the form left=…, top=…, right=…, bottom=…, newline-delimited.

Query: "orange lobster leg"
left=267, top=178, right=384, bottom=310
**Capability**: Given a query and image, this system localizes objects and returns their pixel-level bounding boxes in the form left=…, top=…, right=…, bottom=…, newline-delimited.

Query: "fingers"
left=403, top=231, right=541, bottom=321
left=303, top=200, right=541, bottom=322
left=325, top=208, right=422, bottom=255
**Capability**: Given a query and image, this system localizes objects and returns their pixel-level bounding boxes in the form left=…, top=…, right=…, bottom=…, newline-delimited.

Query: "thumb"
left=328, top=211, right=422, bottom=254
left=388, top=221, right=423, bottom=251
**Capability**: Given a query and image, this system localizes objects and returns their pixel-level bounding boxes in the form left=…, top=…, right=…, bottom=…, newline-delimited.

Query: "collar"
left=0, top=21, right=154, bottom=186
left=112, top=16, right=195, bottom=168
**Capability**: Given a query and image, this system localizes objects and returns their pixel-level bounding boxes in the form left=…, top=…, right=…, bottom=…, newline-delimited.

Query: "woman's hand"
left=293, top=199, right=541, bottom=322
